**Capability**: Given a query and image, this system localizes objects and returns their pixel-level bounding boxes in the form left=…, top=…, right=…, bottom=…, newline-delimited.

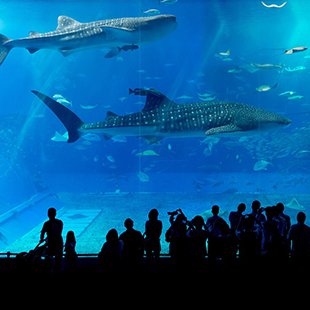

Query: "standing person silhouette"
left=40, top=207, right=64, bottom=272
left=64, top=230, right=78, bottom=272
left=119, top=218, right=144, bottom=273
left=143, top=208, right=163, bottom=263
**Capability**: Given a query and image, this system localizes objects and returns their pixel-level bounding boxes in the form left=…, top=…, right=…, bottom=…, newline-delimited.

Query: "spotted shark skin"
left=31, top=88, right=291, bottom=144
left=0, top=14, right=177, bottom=65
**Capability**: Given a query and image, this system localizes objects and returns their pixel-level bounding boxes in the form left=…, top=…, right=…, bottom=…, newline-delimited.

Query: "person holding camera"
left=186, top=215, right=208, bottom=271
left=165, top=209, right=190, bottom=270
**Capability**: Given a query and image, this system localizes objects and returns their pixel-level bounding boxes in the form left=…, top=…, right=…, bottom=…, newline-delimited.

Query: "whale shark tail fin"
left=31, top=90, right=84, bottom=143
left=0, top=34, right=12, bottom=66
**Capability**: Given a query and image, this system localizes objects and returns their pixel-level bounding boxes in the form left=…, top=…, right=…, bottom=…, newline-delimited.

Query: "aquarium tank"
left=0, top=0, right=309, bottom=256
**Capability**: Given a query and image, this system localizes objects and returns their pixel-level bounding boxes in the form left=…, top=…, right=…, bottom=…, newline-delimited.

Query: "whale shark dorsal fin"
left=57, top=16, right=81, bottom=30
left=29, top=31, right=42, bottom=37
left=129, top=88, right=173, bottom=111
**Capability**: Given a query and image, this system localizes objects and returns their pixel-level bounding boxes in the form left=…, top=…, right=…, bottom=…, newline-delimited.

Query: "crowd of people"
left=16, top=200, right=310, bottom=274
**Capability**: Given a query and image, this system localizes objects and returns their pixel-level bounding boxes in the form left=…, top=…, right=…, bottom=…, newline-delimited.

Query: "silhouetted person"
left=186, top=215, right=208, bottom=271
left=98, top=228, right=123, bottom=273
left=64, top=230, right=78, bottom=272
left=205, top=205, right=231, bottom=265
left=229, top=202, right=246, bottom=260
left=165, top=209, right=189, bottom=270
left=119, top=218, right=144, bottom=272
left=262, top=206, right=285, bottom=266
left=40, top=207, right=64, bottom=272
left=288, top=211, right=310, bottom=268
left=143, top=208, right=163, bottom=263
left=237, top=214, right=258, bottom=266
left=275, top=202, right=291, bottom=235
left=245, top=200, right=266, bottom=260
left=273, top=202, right=291, bottom=263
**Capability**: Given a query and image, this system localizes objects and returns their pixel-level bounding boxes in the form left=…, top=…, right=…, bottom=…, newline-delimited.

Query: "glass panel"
left=0, top=0, right=308, bottom=257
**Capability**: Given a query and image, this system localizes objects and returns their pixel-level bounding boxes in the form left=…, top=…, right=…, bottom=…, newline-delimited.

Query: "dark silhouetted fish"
left=0, top=14, right=177, bottom=65
left=31, top=88, right=291, bottom=144
left=67, top=213, right=88, bottom=219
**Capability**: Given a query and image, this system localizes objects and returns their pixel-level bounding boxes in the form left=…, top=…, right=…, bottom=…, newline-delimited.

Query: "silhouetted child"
left=64, top=230, right=78, bottom=271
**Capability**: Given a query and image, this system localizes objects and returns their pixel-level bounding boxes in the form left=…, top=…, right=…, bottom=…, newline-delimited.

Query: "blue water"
left=0, top=0, right=309, bottom=253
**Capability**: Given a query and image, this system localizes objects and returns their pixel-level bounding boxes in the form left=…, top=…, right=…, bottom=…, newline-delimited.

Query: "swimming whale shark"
left=0, top=14, right=177, bottom=65
left=31, top=88, right=291, bottom=143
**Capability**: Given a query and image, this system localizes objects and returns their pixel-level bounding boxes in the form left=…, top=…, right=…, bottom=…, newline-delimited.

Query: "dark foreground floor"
left=0, top=257, right=309, bottom=306
left=0, top=255, right=308, bottom=285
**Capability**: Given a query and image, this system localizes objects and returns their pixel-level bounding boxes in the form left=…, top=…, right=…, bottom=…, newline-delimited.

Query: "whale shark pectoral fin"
left=59, top=48, right=75, bottom=56
left=27, top=47, right=40, bottom=54
left=205, top=124, right=241, bottom=135
left=105, top=47, right=121, bottom=58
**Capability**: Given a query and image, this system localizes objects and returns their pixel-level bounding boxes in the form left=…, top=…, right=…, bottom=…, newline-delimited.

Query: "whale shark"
left=0, top=14, right=177, bottom=65
left=31, top=88, right=291, bottom=144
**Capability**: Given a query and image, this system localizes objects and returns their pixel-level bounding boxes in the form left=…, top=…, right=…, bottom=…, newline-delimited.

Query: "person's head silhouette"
left=48, top=207, right=57, bottom=219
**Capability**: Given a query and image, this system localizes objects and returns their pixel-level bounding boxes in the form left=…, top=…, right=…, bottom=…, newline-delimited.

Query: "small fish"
left=284, top=65, right=306, bottom=72
left=106, top=155, right=115, bottom=162
left=80, top=104, right=98, bottom=109
left=52, top=94, right=64, bottom=99
left=287, top=95, right=304, bottom=100
left=111, top=135, right=127, bottom=143
left=175, top=95, right=193, bottom=100
left=136, top=150, right=159, bottom=156
left=137, top=171, right=150, bottom=182
left=160, top=0, right=178, bottom=3
left=52, top=94, right=72, bottom=106
left=143, top=8, right=161, bottom=15
left=278, top=91, right=296, bottom=96
left=284, top=46, right=308, bottom=54
left=294, top=150, right=310, bottom=159
left=256, top=83, right=278, bottom=92
left=252, top=63, right=283, bottom=70
left=253, top=159, right=272, bottom=171
left=197, top=92, right=214, bottom=98
left=227, top=68, right=242, bottom=73
left=56, top=98, right=72, bottom=106
left=199, top=95, right=217, bottom=102
left=51, top=131, right=68, bottom=142
left=261, top=1, right=287, bottom=8
left=218, top=49, right=231, bottom=57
